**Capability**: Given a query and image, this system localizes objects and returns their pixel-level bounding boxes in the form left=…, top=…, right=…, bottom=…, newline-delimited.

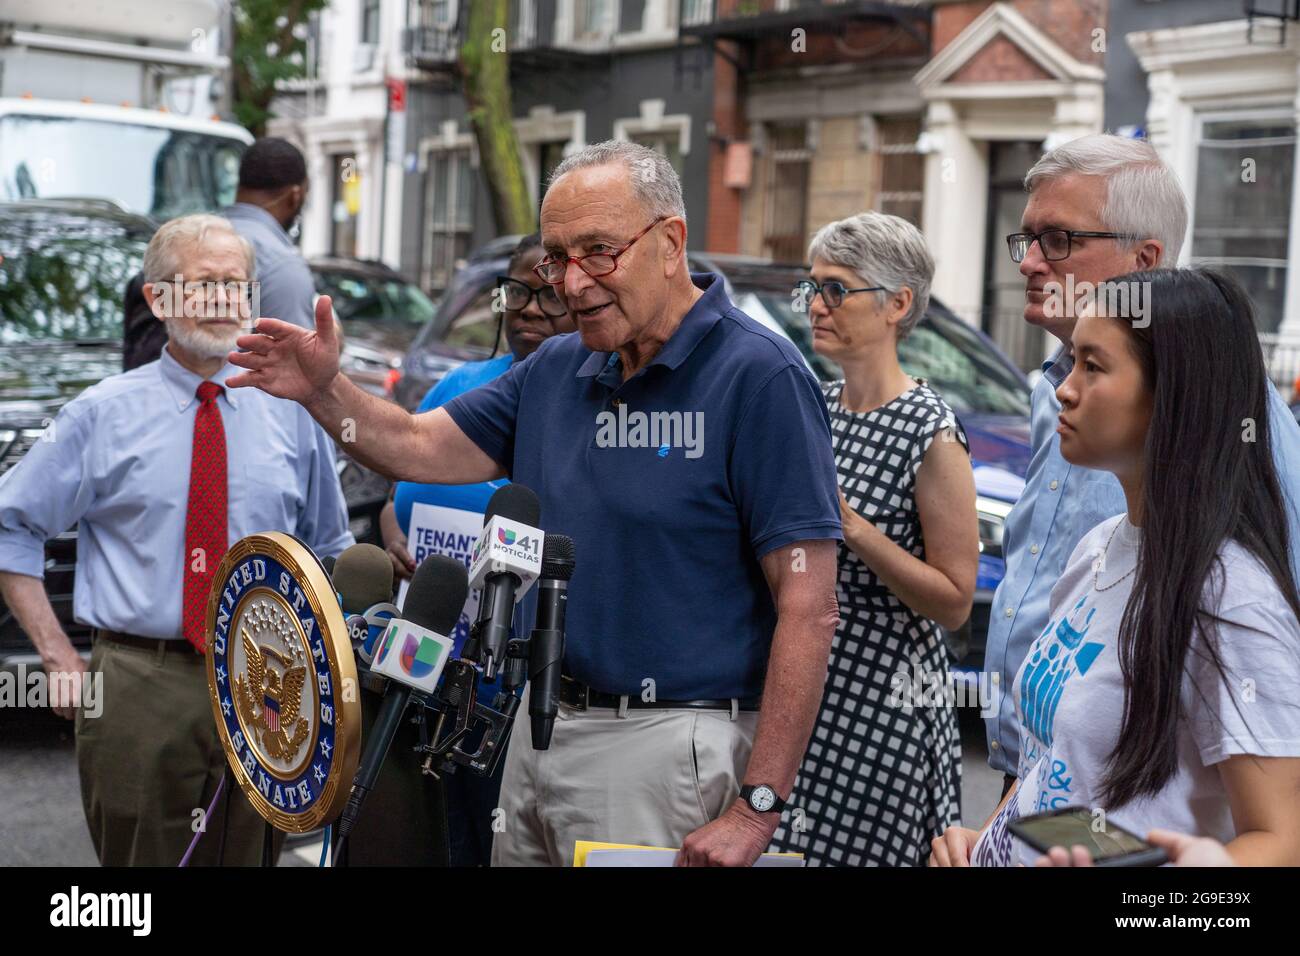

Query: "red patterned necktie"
left=182, top=380, right=228, bottom=654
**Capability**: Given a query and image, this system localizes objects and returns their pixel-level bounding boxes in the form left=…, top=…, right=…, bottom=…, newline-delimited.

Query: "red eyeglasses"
left=533, top=217, right=666, bottom=285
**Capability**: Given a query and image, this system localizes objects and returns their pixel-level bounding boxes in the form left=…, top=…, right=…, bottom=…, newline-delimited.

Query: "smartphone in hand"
left=1008, top=806, right=1168, bottom=867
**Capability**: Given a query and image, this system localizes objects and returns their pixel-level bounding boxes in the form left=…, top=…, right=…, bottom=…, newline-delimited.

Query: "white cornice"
left=919, top=79, right=1075, bottom=101
left=1128, top=18, right=1300, bottom=73
left=914, top=1, right=1105, bottom=91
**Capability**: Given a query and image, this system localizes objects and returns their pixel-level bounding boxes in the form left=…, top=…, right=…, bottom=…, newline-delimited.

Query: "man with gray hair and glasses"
left=930, top=133, right=1300, bottom=866
left=0, top=214, right=352, bottom=865
left=226, top=140, right=843, bottom=867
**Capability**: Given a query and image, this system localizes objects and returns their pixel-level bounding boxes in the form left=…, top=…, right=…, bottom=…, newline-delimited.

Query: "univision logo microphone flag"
left=369, top=619, right=454, bottom=694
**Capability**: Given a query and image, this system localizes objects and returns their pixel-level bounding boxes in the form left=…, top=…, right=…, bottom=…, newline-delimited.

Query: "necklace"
left=1094, top=518, right=1137, bottom=591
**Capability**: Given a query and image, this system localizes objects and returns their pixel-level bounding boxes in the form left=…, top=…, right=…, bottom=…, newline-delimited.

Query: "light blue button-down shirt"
left=984, top=346, right=1300, bottom=775
left=0, top=347, right=353, bottom=640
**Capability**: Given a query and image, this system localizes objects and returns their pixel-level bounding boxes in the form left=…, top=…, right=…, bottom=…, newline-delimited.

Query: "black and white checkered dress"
left=770, top=379, right=965, bottom=866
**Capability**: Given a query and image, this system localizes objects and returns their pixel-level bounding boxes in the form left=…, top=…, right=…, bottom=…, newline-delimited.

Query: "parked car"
left=394, top=246, right=1033, bottom=686
left=0, top=200, right=385, bottom=676
left=309, top=257, right=437, bottom=398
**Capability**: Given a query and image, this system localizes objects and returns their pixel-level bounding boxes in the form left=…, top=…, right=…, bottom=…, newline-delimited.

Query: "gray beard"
left=165, top=318, right=240, bottom=363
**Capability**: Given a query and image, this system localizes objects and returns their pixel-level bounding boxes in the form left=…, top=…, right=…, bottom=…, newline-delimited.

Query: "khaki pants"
left=490, top=686, right=759, bottom=866
left=75, top=637, right=272, bottom=866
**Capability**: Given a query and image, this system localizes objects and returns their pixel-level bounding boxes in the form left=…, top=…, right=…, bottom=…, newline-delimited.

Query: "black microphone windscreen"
left=401, top=553, right=469, bottom=636
left=541, top=534, right=575, bottom=580
left=484, top=483, right=540, bottom=528
left=333, top=543, right=394, bottom=612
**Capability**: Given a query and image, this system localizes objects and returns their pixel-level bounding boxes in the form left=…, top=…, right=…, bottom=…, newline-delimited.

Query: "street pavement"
left=1, top=704, right=1004, bottom=866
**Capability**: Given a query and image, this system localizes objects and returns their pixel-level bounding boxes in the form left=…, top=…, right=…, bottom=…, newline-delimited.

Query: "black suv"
left=0, top=200, right=384, bottom=675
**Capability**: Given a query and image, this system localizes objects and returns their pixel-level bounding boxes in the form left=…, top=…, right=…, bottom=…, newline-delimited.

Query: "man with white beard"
left=0, top=214, right=352, bottom=865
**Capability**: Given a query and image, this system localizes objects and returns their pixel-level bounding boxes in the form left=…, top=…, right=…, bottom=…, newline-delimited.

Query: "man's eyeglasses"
left=1006, top=229, right=1125, bottom=263
left=496, top=276, right=569, bottom=317
left=794, top=279, right=885, bottom=312
left=533, top=217, right=665, bottom=285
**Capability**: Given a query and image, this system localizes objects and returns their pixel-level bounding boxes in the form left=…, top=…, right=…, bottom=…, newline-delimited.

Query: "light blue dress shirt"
left=983, top=346, right=1300, bottom=775
left=0, top=347, right=353, bottom=641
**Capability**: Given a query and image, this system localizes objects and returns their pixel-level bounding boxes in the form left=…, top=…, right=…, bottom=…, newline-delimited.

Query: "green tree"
left=459, top=0, right=536, bottom=235
left=231, top=0, right=327, bottom=136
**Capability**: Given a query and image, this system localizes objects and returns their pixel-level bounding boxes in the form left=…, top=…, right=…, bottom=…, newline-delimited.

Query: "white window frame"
left=557, top=0, right=615, bottom=48
left=1130, top=17, right=1300, bottom=336
left=513, top=106, right=586, bottom=207
left=614, top=0, right=679, bottom=48
left=418, top=121, right=479, bottom=292
left=1185, top=105, right=1296, bottom=334
left=612, top=98, right=692, bottom=160
left=510, top=0, right=538, bottom=49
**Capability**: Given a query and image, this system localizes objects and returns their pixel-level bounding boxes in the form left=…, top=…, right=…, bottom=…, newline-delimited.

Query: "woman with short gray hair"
left=768, top=212, right=978, bottom=866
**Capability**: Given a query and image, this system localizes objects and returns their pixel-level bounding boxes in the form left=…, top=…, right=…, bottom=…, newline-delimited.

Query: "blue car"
left=394, top=250, right=1032, bottom=686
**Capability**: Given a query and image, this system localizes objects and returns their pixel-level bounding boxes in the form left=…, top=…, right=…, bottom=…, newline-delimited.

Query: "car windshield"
left=744, top=287, right=1031, bottom=417
left=0, top=210, right=147, bottom=343
left=315, top=270, right=437, bottom=326
left=0, top=115, right=245, bottom=219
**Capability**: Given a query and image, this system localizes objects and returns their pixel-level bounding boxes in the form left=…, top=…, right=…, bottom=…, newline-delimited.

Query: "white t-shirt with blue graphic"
left=973, top=513, right=1300, bottom=866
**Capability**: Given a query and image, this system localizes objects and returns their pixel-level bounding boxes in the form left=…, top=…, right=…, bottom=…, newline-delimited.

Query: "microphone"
left=320, top=554, right=337, bottom=578
left=332, top=553, right=468, bottom=859
left=467, top=484, right=543, bottom=680
left=332, top=543, right=399, bottom=663
left=529, top=534, right=573, bottom=751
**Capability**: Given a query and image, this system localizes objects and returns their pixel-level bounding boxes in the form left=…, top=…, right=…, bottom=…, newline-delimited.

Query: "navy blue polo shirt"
left=444, top=273, right=840, bottom=699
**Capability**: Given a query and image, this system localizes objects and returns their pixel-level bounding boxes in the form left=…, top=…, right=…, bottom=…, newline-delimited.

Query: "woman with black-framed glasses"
left=768, top=211, right=978, bottom=867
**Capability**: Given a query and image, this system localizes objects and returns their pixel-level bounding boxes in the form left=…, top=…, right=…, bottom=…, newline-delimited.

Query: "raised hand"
left=226, top=295, right=341, bottom=405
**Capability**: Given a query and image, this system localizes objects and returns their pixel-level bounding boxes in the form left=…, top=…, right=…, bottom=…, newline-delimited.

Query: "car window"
left=0, top=214, right=147, bottom=343
left=899, top=315, right=1030, bottom=417
left=314, top=271, right=437, bottom=326
left=444, top=283, right=506, bottom=353
left=318, top=275, right=387, bottom=321
left=743, top=290, right=843, bottom=382
left=743, top=282, right=1029, bottom=416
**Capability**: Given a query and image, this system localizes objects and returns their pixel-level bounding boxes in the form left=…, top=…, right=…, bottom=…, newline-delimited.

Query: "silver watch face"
left=750, top=785, right=777, bottom=812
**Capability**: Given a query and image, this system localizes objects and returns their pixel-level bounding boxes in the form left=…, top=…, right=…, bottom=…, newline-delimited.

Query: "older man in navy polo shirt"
left=228, top=141, right=842, bottom=867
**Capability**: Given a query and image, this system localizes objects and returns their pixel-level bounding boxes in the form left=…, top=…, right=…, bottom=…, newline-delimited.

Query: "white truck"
left=0, top=0, right=252, bottom=217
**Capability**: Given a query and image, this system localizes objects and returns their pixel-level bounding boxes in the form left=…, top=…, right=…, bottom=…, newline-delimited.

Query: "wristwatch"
left=740, top=784, right=786, bottom=814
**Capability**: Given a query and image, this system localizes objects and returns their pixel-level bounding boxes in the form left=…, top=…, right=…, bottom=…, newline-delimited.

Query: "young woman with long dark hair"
left=931, top=268, right=1300, bottom=866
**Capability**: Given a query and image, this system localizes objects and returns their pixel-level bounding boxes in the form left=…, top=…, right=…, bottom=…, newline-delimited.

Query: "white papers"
left=582, top=847, right=804, bottom=867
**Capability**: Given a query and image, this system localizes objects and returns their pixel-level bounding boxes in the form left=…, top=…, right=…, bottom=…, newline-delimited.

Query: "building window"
left=763, top=122, right=812, bottom=263
left=619, top=0, right=647, bottom=33
left=1191, top=112, right=1295, bottom=334
left=416, top=0, right=458, bottom=29
left=423, top=149, right=475, bottom=292
left=629, top=131, right=683, bottom=177
left=510, top=0, right=537, bottom=48
left=361, top=0, right=382, bottom=46
left=875, top=116, right=924, bottom=227
left=331, top=154, right=360, bottom=258
left=574, top=0, right=615, bottom=41
left=531, top=140, right=568, bottom=200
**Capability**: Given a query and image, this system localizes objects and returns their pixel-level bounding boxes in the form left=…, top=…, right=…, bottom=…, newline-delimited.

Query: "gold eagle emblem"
left=235, top=626, right=310, bottom=761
